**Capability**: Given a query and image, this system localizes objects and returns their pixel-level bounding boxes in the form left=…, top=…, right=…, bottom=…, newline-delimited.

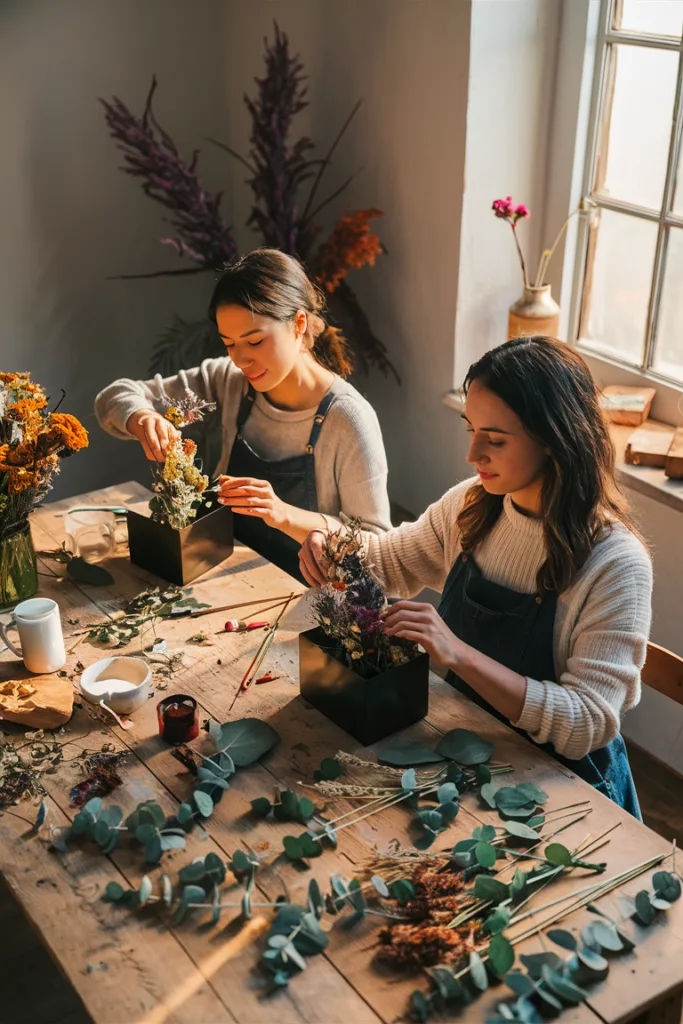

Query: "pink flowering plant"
left=492, top=195, right=591, bottom=290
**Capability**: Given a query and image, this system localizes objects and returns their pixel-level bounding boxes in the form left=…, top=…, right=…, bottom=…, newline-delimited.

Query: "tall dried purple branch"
left=101, top=77, right=237, bottom=269
left=243, top=23, right=319, bottom=256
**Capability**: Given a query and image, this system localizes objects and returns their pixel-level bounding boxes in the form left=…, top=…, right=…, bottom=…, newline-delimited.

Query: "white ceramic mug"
left=0, top=598, right=67, bottom=674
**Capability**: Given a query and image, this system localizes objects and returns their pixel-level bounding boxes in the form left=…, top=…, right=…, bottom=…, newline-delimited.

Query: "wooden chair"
left=641, top=641, right=683, bottom=705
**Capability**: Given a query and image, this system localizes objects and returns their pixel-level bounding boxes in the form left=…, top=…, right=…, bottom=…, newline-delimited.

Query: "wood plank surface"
left=1, top=482, right=682, bottom=1024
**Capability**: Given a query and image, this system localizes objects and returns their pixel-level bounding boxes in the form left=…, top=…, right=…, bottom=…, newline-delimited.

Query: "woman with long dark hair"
left=299, top=336, right=652, bottom=817
left=96, top=248, right=391, bottom=581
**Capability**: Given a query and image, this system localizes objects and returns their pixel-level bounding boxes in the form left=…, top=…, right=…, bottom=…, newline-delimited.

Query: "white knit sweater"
left=94, top=357, right=392, bottom=534
left=368, top=478, right=653, bottom=759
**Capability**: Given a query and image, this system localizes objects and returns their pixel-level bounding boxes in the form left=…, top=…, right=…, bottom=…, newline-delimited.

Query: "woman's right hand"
left=298, top=529, right=329, bottom=587
left=126, top=409, right=180, bottom=462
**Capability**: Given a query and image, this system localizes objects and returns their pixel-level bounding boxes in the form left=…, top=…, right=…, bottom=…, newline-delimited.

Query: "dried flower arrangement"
left=309, top=518, right=418, bottom=678
left=100, top=20, right=398, bottom=443
left=0, top=372, right=89, bottom=604
left=148, top=437, right=210, bottom=531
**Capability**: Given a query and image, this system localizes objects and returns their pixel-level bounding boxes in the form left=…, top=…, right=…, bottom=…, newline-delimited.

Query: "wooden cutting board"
left=0, top=663, right=74, bottom=729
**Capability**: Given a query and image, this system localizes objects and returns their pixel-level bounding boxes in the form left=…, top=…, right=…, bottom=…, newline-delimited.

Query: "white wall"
left=0, top=0, right=230, bottom=498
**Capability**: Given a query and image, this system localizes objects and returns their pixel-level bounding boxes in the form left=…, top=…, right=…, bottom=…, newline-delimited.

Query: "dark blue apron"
left=226, top=383, right=338, bottom=584
left=437, top=552, right=641, bottom=819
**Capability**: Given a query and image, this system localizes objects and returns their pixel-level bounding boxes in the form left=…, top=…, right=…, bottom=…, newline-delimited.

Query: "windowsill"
left=608, top=423, right=683, bottom=516
left=443, top=390, right=683, bottom=515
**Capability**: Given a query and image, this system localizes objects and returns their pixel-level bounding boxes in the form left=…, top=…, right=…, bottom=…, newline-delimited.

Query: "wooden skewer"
left=227, top=593, right=296, bottom=711
left=189, top=592, right=305, bottom=618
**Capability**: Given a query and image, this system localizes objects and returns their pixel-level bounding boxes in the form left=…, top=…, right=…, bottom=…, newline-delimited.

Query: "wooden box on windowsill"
left=600, top=385, right=656, bottom=427
left=624, top=420, right=677, bottom=469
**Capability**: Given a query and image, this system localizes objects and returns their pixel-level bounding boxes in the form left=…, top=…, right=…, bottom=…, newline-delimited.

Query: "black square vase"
left=127, top=502, right=234, bottom=586
left=299, top=626, right=429, bottom=746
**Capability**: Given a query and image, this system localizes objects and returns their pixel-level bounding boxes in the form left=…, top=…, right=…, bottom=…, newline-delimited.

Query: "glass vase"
left=508, top=284, right=560, bottom=340
left=0, top=523, right=38, bottom=609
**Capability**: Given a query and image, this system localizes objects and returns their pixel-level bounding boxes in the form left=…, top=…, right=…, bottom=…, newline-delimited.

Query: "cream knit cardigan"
left=367, top=478, right=653, bottom=759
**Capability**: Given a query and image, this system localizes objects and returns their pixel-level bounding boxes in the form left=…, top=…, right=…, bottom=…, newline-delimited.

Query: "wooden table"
left=2, top=481, right=683, bottom=1024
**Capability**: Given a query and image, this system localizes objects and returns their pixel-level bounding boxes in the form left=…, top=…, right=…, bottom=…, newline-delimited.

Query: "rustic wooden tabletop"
left=1, top=480, right=682, bottom=1024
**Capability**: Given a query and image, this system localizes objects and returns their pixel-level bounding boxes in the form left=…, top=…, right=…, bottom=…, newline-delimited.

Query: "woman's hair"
left=208, top=248, right=352, bottom=378
left=457, top=335, right=643, bottom=592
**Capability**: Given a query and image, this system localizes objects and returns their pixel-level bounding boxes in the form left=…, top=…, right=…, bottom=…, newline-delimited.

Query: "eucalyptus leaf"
left=495, top=787, right=536, bottom=811
left=411, top=990, right=431, bottom=1022
left=431, top=966, right=463, bottom=1003
left=160, top=835, right=186, bottom=852
left=215, top=718, right=280, bottom=766
left=488, top=933, right=515, bottom=978
left=83, top=797, right=103, bottom=819
left=541, top=966, right=588, bottom=1005
left=653, top=871, right=682, bottom=903
left=546, top=929, right=577, bottom=951
left=99, top=806, right=123, bottom=828
left=250, top=797, right=272, bottom=818
left=504, top=971, right=535, bottom=998
left=419, top=809, right=444, bottom=832
left=475, top=764, right=492, bottom=786
left=145, top=834, right=163, bottom=864
left=485, top=906, right=511, bottom=935
left=475, top=842, right=497, bottom=868
left=138, top=875, right=153, bottom=905
left=437, top=782, right=459, bottom=804
left=314, top=756, right=342, bottom=781
left=172, top=884, right=205, bottom=925
left=390, top=879, right=415, bottom=904
left=519, top=952, right=562, bottom=980
left=499, top=804, right=536, bottom=821
left=283, top=836, right=304, bottom=861
left=436, top=729, right=493, bottom=766
left=371, top=875, right=390, bottom=898
left=577, top=947, right=608, bottom=974
left=544, top=843, right=572, bottom=867
left=378, top=740, right=445, bottom=766
left=438, top=800, right=459, bottom=824
left=474, top=875, right=509, bottom=904
left=67, top=557, right=114, bottom=586
left=469, top=950, right=489, bottom=990
left=453, top=838, right=478, bottom=854
left=308, top=879, right=323, bottom=917
left=136, top=824, right=158, bottom=845
left=586, top=920, right=623, bottom=952
left=103, top=881, right=125, bottom=903
left=651, top=896, right=672, bottom=911
left=177, top=803, right=194, bottom=826
left=93, top=821, right=112, bottom=848
left=241, top=891, right=252, bottom=920
left=515, top=782, right=549, bottom=805
left=474, top=824, right=497, bottom=842
left=162, top=874, right=174, bottom=908
left=401, top=768, right=417, bottom=791
left=193, top=791, right=214, bottom=818
left=480, top=783, right=497, bottom=809
left=634, top=890, right=656, bottom=925
left=32, top=800, right=47, bottom=831
left=298, top=797, right=315, bottom=822
left=505, top=821, right=540, bottom=842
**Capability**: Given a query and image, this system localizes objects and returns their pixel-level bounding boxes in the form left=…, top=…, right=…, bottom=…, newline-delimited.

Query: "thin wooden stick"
left=190, top=592, right=305, bottom=619
left=228, top=594, right=296, bottom=710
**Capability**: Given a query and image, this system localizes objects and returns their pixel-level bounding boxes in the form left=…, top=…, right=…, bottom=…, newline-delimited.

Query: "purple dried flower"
left=242, top=23, right=318, bottom=255
left=101, top=78, right=237, bottom=269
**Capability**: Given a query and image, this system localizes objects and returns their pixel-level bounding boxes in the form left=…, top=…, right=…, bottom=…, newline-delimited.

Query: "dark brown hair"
left=208, top=248, right=352, bottom=378
left=457, top=335, right=643, bottom=592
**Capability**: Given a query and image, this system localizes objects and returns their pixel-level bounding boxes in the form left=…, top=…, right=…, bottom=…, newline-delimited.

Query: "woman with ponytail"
left=95, top=248, right=391, bottom=581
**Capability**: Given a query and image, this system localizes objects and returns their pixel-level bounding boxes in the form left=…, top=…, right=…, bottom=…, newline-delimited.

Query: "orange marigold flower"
left=7, top=466, right=35, bottom=493
left=46, top=413, right=89, bottom=452
left=7, top=396, right=47, bottom=421
left=182, top=438, right=197, bottom=457
left=315, top=209, right=384, bottom=294
left=331, top=581, right=347, bottom=592
left=0, top=444, right=10, bottom=471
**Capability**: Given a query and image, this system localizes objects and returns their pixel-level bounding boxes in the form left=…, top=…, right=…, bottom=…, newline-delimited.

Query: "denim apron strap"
left=226, top=383, right=339, bottom=583
left=438, top=552, right=641, bottom=819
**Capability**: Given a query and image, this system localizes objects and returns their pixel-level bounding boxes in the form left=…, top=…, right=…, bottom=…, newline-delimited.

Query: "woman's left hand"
left=217, top=475, right=289, bottom=530
left=383, top=601, right=469, bottom=670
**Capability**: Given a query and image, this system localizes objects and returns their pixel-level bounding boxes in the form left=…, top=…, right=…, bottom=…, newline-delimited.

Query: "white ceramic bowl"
left=80, top=656, right=151, bottom=715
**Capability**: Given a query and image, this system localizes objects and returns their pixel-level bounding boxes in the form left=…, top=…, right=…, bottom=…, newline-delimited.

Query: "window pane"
left=652, top=228, right=683, bottom=382
left=616, top=0, right=683, bottom=37
left=595, top=45, right=677, bottom=210
left=581, top=209, right=657, bottom=366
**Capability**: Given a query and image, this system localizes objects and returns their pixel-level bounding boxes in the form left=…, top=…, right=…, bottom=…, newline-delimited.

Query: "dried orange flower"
left=182, top=438, right=197, bottom=457
left=316, top=209, right=384, bottom=294
left=46, top=413, right=89, bottom=452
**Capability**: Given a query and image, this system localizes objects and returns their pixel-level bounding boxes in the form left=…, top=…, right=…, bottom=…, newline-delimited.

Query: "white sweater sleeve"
left=366, top=480, right=473, bottom=597
left=326, top=397, right=392, bottom=534
left=514, top=535, right=653, bottom=759
left=94, top=357, right=233, bottom=440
